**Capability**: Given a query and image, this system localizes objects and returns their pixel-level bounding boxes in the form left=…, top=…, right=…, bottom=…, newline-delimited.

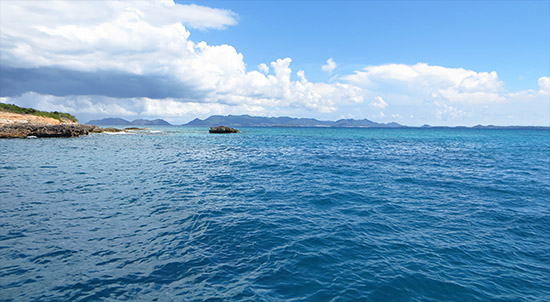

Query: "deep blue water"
left=0, top=127, right=549, bottom=301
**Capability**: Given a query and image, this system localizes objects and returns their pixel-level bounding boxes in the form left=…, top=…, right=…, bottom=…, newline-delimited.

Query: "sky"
left=0, top=0, right=548, bottom=126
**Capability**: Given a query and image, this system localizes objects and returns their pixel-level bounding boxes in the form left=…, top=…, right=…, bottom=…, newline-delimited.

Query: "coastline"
left=0, top=111, right=146, bottom=138
left=1, top=109, right=548, bottom=139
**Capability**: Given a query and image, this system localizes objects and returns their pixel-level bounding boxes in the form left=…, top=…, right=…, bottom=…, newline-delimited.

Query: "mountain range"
left=183, top=115, right=402, bottom=128
left=86, top=115, right=402, bottom=127
left=85, top=115, right=548, bottom=129
left=86, top=118, right=172, bottom=126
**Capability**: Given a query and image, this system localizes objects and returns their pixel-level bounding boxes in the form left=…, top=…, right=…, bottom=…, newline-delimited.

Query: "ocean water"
left=0, top=127, right=549, bottom=301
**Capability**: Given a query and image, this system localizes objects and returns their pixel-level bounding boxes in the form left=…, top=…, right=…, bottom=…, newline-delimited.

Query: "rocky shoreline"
left=0, top=108, right=153, bottom=138
left=0, top=124, right=102, bottom=138
left=0, top=124, right=151, bottom=138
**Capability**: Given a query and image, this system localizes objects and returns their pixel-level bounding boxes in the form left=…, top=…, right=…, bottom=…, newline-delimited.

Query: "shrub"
left=0, top=103, right=78, bottom=122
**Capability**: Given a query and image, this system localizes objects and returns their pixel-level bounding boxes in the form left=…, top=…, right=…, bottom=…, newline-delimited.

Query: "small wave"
left=103, top=132, right=132, bottom=135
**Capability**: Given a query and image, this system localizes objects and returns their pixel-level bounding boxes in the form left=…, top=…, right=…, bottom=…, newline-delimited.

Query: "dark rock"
left=209, top=126, right=240, bottom=133
left=0, top=124, right=150, bottom=138
left=88, top=126, right=104, bottom=133
left=101, top=127, right=125, bottom=132
left=0, top=124, right=96, bottom=138
left=0, top=125, right=29, bottom=138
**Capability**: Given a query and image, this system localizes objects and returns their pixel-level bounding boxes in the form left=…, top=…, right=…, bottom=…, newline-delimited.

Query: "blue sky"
left=190, top=0, right=549, bottom=91
left=0, top=0, right=548, bottom=125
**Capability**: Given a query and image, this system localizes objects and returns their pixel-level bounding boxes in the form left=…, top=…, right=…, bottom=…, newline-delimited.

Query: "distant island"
left=182, top=115, right=548, bottom=129
left=183, top=115, right=402, bottom=128
left=86, top=115, right=549, bottom=129
left=87, top=118, right=172, bottom=126
left=86, top=115, right=403, bottom=127
left=2, top=104, right=548, bottom=138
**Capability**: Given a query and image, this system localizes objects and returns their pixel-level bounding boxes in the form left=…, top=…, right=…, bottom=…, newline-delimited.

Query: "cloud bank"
left=0, top=0, right=364, bottom=121
left=343, top=63, right=549, bottom=125
left=344, top=63, right=506, bottom=104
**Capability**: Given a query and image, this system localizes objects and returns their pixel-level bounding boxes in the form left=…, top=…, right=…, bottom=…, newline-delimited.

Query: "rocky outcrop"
left=0, top=122, right=152, bottom=138
left=0, top=123, right=153, bottom=138
left=97, top=127, right=125, bottom=133
left=0, top=124, right=99, bottom=138
left=0, top=109, right=146, bottom=138
left=209, top=126, right=240, bottom=133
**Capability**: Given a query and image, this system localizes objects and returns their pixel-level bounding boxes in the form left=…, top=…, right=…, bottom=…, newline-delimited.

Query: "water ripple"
left=0, top=128, right=549, bottom=301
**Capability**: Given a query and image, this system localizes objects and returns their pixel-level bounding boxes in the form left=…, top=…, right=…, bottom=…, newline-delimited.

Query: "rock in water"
left=100, top=127, right=125, bottom=133
left=209, top=126, right=240, bottom=133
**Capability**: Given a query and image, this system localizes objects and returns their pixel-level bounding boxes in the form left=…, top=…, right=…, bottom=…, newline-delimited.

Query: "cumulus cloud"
left=0, top=0, right=365, bottom=119
left=538, top=76, right=550, bottom=94
left=370, top=96, right=388, bottom=109
left=258, top=63, right=269, bottom=74
left=322, top=58, right=337, bottom=74
left=341, top=62, right=548, bottom=125
left=1, top=1, right=237, bottom=33
left=344, top=63, right=506, bottom=104
left=506, top=76, right=550, bottom=101
left=434, top=101, right=470, bottom=120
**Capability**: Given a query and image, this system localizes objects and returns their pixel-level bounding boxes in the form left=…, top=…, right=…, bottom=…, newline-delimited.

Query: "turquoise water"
left=1, top=127, right=549, bottom=301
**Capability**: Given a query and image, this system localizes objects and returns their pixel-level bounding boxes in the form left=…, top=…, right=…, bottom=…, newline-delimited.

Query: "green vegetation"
left=0, top=103, right=78, bottom=123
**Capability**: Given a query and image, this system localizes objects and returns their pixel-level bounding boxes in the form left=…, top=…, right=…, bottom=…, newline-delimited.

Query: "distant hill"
left=84, top=115, right=549, bottom=129
left=87, top=118, right=131, bottom=125
left=130, top=119, right=172, bottom=126
left=183, top=115, right=403, bottom=128
left=87, top=118, right=171, bottom=126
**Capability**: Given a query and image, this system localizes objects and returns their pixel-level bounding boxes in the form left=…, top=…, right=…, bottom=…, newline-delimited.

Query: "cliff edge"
left=0, top=104, right=99, bottom=138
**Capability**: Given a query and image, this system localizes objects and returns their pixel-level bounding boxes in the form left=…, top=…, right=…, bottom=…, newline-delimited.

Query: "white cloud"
left=370, top=96, right=388, bottom=109
left=434, top=101, right=470, bottom=120
left=1, top=1, right=237, bottom=33
left=322, top=58, right=337, bottom=74
left=506, top=76, right=550, bottom=101
left=344, top=62, right=506, bottom=104
left=0, top=92, right=270, bottom=123
left=0, top=92, right=138, bottom=117
left=538, top=76, right=550, bottom=94
left=341, top=62, right=548, bottom=125
left=258, top=63, right=269, bottom=74
left=0, top=0, right=365, bottom=117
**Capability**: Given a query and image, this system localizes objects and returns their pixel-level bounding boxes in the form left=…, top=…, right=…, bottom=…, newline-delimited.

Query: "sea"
left=0, top=127, right=549, bottom=301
